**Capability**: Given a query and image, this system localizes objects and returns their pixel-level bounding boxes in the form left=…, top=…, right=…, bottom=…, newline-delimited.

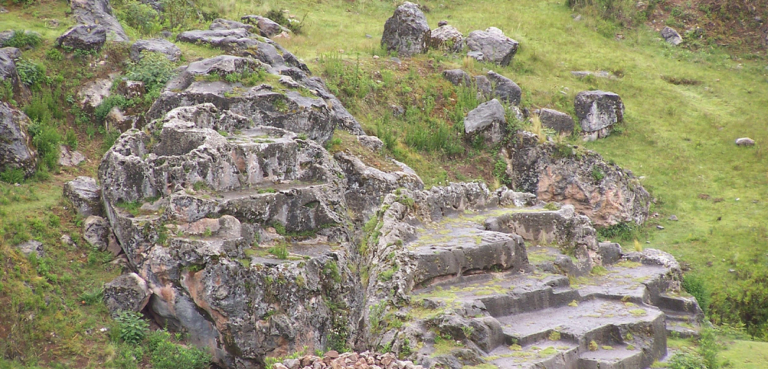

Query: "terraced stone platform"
left=364, top=185, right=702, bottom=369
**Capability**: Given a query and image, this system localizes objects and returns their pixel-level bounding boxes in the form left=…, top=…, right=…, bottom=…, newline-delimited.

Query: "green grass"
left=720, top=340, right=768, bottom=369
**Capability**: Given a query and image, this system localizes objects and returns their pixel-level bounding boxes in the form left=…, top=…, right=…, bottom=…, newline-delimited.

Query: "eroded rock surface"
left=63, top=176, right=102, bottom=217
left=464, top=99, right=507, bottom=145
left=502, top=131, right=650, bottom=226
left=56, top=24, right=107, bottom=51
left=574, top=90, right=624, bottom=140
left=69, top=0, right=129, bottom=42
left=130, top=38, right=181, bottom=62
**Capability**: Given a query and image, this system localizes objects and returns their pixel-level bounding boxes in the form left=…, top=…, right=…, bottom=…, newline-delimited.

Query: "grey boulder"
left=70, top=0, right=129, bottom=42
left=63, top=176, right=102, bottom=217
left=574, top=90, right=624, bottom=140
left=130, top=38, right=181, bottom=62
left=538, top=108, right=574, bottom=134
left=429, top=25, right=463, bottom=52
left=84, top=215, right=111, bottom=250
left=103, top=273, right=151, bottom=316
left=381, top=2, right=431, bottom=57
left=0, top=47, right=28, bottom=100
left=0, top=102, right=37, bottom=177
left=464, top=99, right=507, bottom=145
left=59, top=145, right=86, bottom=167
left=16, top=240, right=44, bottom=258
left=486, top=71, right=521, bottom=105
left=56, top=24, right=107, bottom=51
left=661, top=26, right=682, bottom=46
left=466, top=27, right=519, bottom=66
left=442, top=69, right=472, bottom=86
left=209, top=18, right=254, bottom=32
left=241, top=15, right=287, bottom=37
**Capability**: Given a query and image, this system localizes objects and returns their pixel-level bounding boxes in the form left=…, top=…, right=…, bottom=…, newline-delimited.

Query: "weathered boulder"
left=503, top=131, right=650, bottom=226
left=116, top=80, right=145, bottom=99
left=56, top=24, right=107, bottom=51
left=16, top=240, right=44, bottom=258
left=129, top=38, right=181, bottom=62
left=574, top=90, right=624, bottom=140
left=428, top=25, right=463, bottom=52
left=83, top=215, right=111, bottom=250
left=241, top=15, right=287, bottom=37
left=381, top=2, right=431, bottom=57
left=103, top=273, right=151, bottom=315
left=538, top=108, right=574, bottom=135
left=486, top=71, right=521, bottom=105
left=0, top=102, right=37, bottom=177
left=334, top=151, right=424, bottom=221
left=442, top=69, right=471, bottom=86
left=466, top=27, right=518, bottom=66
left=70, top=0, right=129, bottom=42
left=464, top=99, right=507, bottom=145
left=661, top=26, right=682, bottom=46
left=735, top=137, right=755, bottom=146
left=63, top=176, right=102, bottom=217
left=475, top=75, right=492, bottom=98
left=357, top=135, right=384, bottom=152
left=59, top=145, right=86, bottom=167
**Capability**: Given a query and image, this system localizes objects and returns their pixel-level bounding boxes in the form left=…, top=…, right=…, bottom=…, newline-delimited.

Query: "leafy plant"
left=126, top=51, right=176, bottom=93
left=115, top=311, right=149, bottom=345
left=119, top=0, right=162, bottom=36
left=16, top=59, right=47, bottom=88
left=146, top=330, right=211, bottom=369
left=268, top=242, right=289, bottom=259
left=0, top=167, right=25, bottom=184
left=4, top=30, right=42, bottom=49
left=28, top=120, right=61, bottom=172
left=683, top=274, right=711, bottom=315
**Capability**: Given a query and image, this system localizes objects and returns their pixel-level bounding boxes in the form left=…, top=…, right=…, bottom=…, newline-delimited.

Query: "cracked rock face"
left=503, top=131, right=650, bottom=226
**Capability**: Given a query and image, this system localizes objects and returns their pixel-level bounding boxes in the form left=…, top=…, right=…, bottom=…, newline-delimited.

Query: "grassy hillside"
left=0, top=0, right=767, bottom=367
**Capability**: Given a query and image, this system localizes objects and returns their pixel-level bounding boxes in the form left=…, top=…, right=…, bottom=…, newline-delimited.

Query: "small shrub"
left=146, top=330, right=211, bottom=369
left=64, top=129, right=78, bottom=150
left=4, top=30, right=42, bottom=49
left=591, top=167, right=605, bottom=182
left=45, top=48, right=64, bottom=61
left=119, top=1, right=162, bottom=36
left=28, top=121, right=61, bottom=171
left=16, top=59, right=47, bottom=88
left=115, top=311, right=149, bottom=344
left=0, top=167, right=25, bottom=184
left=268, top=242, right=289, bottom=259
left=597, top=222, right=636, bottom=242
left=79, top=287, right=103, bottom=305
left=94, top=95, right=131, bottom=122
left=126, top=51, right=176, bottom=93
left=161, top=0, right=198, bottom=30
left=683, top=274, right=710, bottom=315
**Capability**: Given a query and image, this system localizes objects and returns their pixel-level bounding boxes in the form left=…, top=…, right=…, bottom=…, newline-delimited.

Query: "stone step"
left=498, top=299, right=666, bottom=351
left=488, top=341, right=579, bottom=369
left=578, top=344, right=644, bottom=369
left=406, top=211, right=532, bottom=286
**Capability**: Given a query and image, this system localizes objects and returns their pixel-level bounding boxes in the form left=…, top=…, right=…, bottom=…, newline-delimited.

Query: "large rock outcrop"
left=502, top=131, right=650, bottom=226
left=0, top=102, right=37, bottom=177
left=99, top=103, right=363, bottom=367
left=0, top=47, right=29, bottom=101
left=381, top=2, right=431, bottom=57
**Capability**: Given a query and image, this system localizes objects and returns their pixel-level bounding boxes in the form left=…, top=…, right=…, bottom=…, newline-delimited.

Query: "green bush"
left=3, top=30, right=42, bottom=49
left=683, top=274, right=711, bottom=315
left=119, top=1, right=162, bottom=36
left=115, top=311, right=149, bottom=345
left=28, top=121, right=61, bottom=172
left=0, top=167, right=25, bottom=184
left=64, top=129, right=78, bottom=150
left=94, top=95, right=131, bottom=122
left=146, top=330, right=211, bottom=369
left=126, top=51, right=176, bottom=93
left=566, top=0, right=653, bottom=28
left=45, top=48, right=64, bottom=61
left=161, top=0, right=197, bottom=30
left=16, top=59, right=47, bottom=88
left=596, top=222, right=637, bottom=242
